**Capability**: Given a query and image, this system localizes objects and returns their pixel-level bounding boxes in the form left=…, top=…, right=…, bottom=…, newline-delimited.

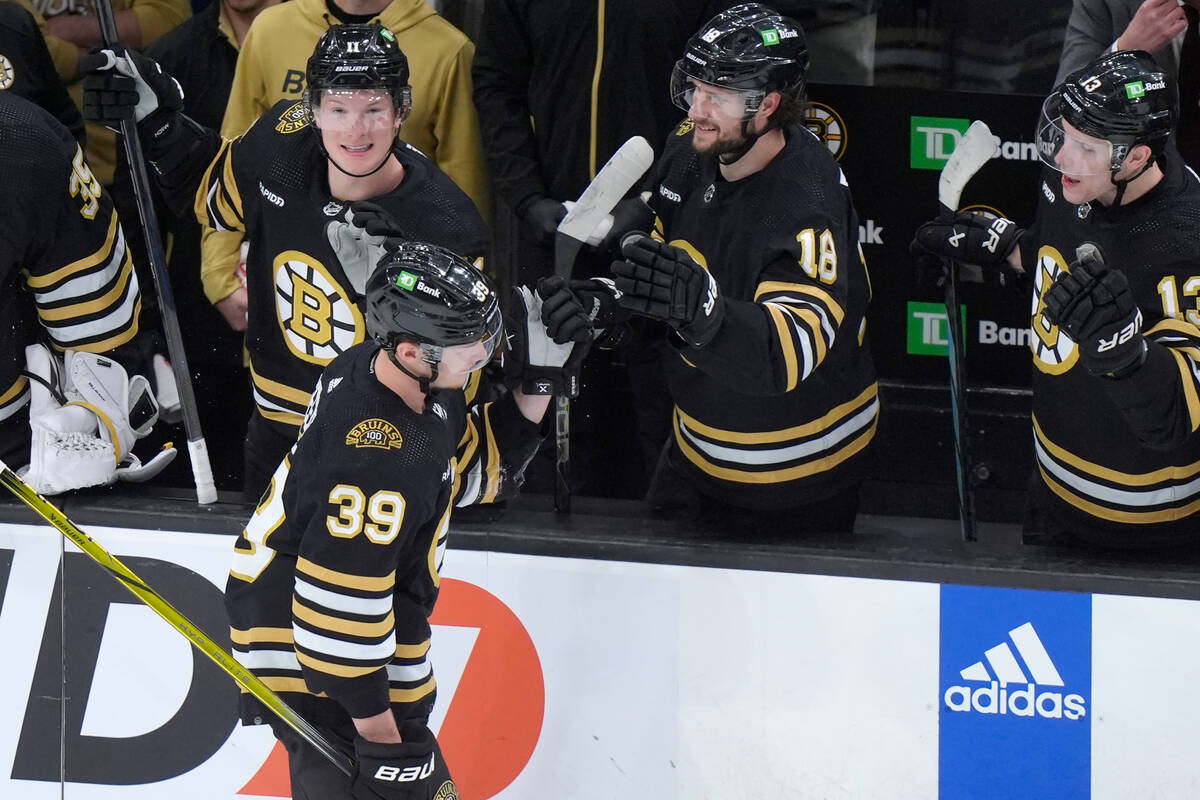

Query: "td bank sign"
left=910, top=116, right=1035, bottom=169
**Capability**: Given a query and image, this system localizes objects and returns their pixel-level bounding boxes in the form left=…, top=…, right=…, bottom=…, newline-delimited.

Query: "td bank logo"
left=907, top=301, right=966, bottom=356
left=911, top=116, right=1036, bottom=170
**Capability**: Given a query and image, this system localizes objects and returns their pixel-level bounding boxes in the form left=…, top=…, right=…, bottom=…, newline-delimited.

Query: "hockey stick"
left=93, top=0, right=217, bottom=504
left=0, top=456, right=355, bottom=777
left=551, top=135, right=655, bottom=512
left=936, top=120, right=998, bottom=543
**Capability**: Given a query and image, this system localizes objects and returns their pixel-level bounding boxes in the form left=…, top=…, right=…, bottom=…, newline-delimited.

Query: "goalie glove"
left=611, top=233, right=724, bottom=348
left=1041, top=244, right=1147, bottom=378
left=503, top=285, right=591, bottom=398
left=911, top=210, right=1024, bottom=278
left=21, top=345, right=176, bottom=495
left=351, top=725, right=458, bottom=800
left=80, top=46, right=183, bottom=136
left=327, top=201, right=408, bottom=295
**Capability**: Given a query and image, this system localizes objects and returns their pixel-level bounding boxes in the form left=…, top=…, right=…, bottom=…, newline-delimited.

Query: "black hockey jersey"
left=1024, top=156, right=1200, bottom=538
left=225, top=343, right=542, bottom=726
left=196, top=99, right=490, bottom=438
left=647, top=121, right=878, bottom=509
left=0, top=92, right=140, bottom=428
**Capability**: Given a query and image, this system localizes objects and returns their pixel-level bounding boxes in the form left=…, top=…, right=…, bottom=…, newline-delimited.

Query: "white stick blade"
left=557, top=135, right=655, bottom=242
left=938, top=120, right=999, bottom=213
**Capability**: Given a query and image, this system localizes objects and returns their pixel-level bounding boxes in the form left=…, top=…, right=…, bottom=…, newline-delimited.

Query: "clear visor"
left=311, top=89, right=401, bottom=132
left=1035, top=95, right=1115, bottom=176
left=418, top=317, right=501, bottom=375
left=669, top=64, right=763, bottom=119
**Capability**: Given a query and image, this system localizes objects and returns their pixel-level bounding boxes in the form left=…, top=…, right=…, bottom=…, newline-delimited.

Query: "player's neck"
left=718, top=127, right=785, bottom=182
left=327, top=154, right=406, bottom=202
left=373, top=349, right=427, bottom=414
left=1106, top=161, right=1164, bottom=207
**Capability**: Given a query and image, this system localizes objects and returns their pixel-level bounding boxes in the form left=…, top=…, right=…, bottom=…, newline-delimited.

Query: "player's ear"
left=1123, top=143, right=1154, bottom=174
left=394, top=340, right=420, bottom=361
left=756, top=90, right=781, bottom=125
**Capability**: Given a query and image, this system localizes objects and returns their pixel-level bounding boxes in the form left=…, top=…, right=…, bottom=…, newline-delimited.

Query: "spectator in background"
left=0, top=1, right=84, bottom=143
left=107, top=0, right=279, bottom=490
left=471, top=0, right=730, bottom=498
left=1056, top=0, right=1194, bottom=84
left=13, top=0, right=189, bottom=183
left=202, top=0, right=490, bottom=339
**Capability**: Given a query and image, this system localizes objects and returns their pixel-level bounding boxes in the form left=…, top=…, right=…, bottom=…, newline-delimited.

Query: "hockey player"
left=912, top=50, right=1200, bottom=546
left=81, top=24, right=490, bottom=499
left=0, top=90, right=173, bottom=494
left=543, top=3, right=878, bottom=532
left=225, top=241, right=587, bottom=799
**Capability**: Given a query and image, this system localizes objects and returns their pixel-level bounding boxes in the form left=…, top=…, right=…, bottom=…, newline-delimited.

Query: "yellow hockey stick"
left=0, top=458, right=353, bottom=777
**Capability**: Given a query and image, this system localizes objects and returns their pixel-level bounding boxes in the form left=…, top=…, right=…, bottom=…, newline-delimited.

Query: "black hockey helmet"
left=365, top=242, right=501, bottom=367
left=305, top=23, right=412, bottom=118
left=1037, top=50, right=1175, bottom=174
left=670, top=3, right=809, bottom=118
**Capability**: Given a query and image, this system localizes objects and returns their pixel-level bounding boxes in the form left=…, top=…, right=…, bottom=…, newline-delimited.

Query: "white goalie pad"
left=22, top=345, right=177, bottom=496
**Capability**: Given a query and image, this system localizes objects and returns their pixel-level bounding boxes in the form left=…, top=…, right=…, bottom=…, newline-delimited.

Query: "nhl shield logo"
left=275, top=101, right=311, bottom=134
left=703, top=184, right=715, bottom=204
left=324, top=202, right=344, bottom=217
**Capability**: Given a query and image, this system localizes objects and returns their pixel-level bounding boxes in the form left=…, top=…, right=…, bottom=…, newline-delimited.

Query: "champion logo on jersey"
left=944, top=621, right=1086, bottom=720
left=346, top=419, right=404, bottom=450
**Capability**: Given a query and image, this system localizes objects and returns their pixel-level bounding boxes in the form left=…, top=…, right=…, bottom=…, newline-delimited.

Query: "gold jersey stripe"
left=483, top=402, right=501, bottom=503
left=677, top=382, right=878, bottom=445
left=0, top=375, right=29, bottom=406
left=247, top=677, right=327, bottom=696
left=755, top=280, right=846, bottom=325
left=36, top=251, right=134, bottom=322
left=765, top=303, right=800, bottom=391
left=230, top=625, right=294, bottom=645
left=250, top=363, right=314, bottom=405
left=395, top=640, right=431, bottom=659
left=293, top=603, right=395, bottom=639
left=676, top=415, right=877, bottom=484
left=26, top=212, right=119, bottom=289
left=1168, top=349, right=1200, bottom=431
left=255, top=406, right=305, bottom=426
left=1033, top=416, right=1200, bottom=485
left=1038, top=465, right=1200, bottom=524
left=389, top=677, right=437, bottom=704
left=297, top=651, right=382, bottom=679
left=296, top=557, right=396, bottom=592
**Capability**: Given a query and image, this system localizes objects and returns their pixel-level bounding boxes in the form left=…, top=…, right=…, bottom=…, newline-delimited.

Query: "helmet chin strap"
left=386, top=347, right=439, bottom=395
left=318, top=137, right=396, bottom=178
left=716, top=118, right=762, bottom=166
left=1108, top=159, right=1154, bottom=206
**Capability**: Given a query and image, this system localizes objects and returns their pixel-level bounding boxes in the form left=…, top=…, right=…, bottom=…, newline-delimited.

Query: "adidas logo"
left=943, top=622, right=1087, bottom=720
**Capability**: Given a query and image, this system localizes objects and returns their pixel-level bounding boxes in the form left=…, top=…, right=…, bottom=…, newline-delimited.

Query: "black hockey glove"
left=911, top=210, right=1024, bottom=278
left=536, top=275, right=629, bottom=346
left=1041, top=244, right=1147, bottom=378
left=80, top=46, right=183, bottom=135
left=504, top=285, right=592, bottom=397
left=519, top=194, right=568, bottom=244
left=351, top=726, right=458, bottom=800
left=611, top=233, right=724, bottom=348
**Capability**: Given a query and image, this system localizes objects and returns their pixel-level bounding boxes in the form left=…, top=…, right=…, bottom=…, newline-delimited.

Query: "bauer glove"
left=351, top=725, right=458, bottom=800
left=1041, top=244, right=1147, bottom=378
left=536, top=275, right=629, bottom=347
left=611, top=233, right=724, bottom=348
left=504, top=285, right=592, bottom=397
left=80, top=46, right=183, bottom=133
left=911, top=210, right=1024, bottom=279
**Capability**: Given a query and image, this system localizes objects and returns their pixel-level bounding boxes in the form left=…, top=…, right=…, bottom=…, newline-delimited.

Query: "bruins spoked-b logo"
left=346, top=419, right=404, bottom=450
left=804, top=101, right=847, bottom=161
left=0, top=55, right=14, bottom=90
left=1030, top=246, right=1079, bottom=375
left=275, top=100, right=310, bottom=134
left=274, top=250, right=365, bottom=364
